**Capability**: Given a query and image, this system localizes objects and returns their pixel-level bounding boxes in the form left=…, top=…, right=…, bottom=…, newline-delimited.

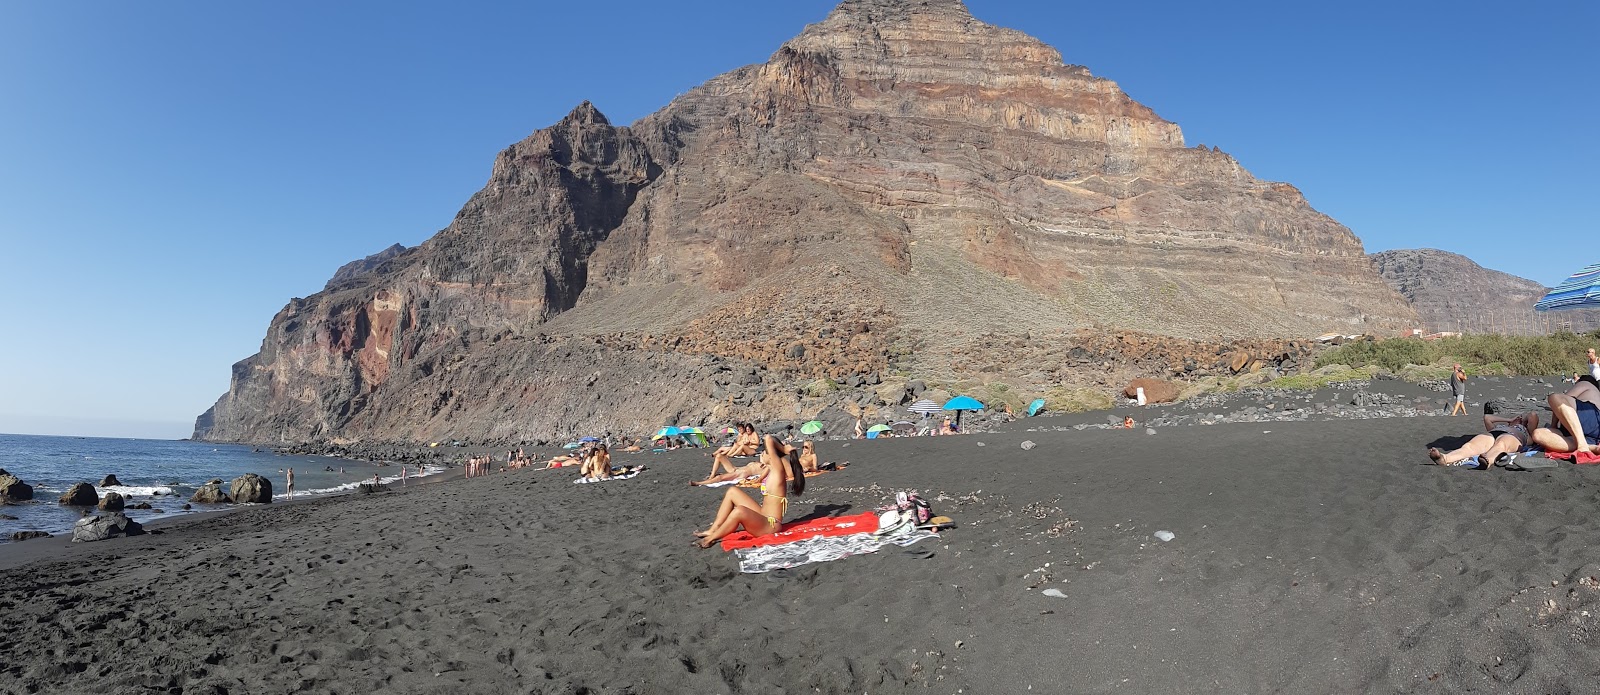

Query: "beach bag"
left=895, top=491, right=932, bottom=526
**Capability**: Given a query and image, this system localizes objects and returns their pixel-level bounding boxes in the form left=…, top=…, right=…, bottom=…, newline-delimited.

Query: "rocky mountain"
left=1371, top=249, right=1599, bottom=335
left=197, top=0, right=1420, bottom=444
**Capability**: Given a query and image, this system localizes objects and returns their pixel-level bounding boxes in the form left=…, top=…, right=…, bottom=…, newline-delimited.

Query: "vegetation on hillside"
left=1315, top=331, right=1600, bottom=377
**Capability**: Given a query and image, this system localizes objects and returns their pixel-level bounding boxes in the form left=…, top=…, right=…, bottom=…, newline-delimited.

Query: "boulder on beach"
left=127, top=502, right=152, bottom=510
left=0, top=468, right=34, bottom=502
left=71, top=513, right=144, bottom=543
left=1123, top=379, right=1181, bottom=404
left=57, top=483, right=98, bottom=506
left=229, top=474, right=273, bottom=504
left=97, top=492, right=126, bottom=512
left=98, top=474, right=123, bottom=487
left=10, top=531, right=50, bottom=542
left=190, top=483, right=230, bottom=504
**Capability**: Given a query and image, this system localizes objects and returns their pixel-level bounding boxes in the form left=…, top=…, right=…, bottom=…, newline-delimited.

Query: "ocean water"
left=0, top=433, right=444, bottom=545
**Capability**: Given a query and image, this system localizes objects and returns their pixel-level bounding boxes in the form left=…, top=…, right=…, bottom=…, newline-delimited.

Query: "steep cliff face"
left=198, top=0, right=1420, bottom=444
left=1371, top=249, right=1600, bottom=335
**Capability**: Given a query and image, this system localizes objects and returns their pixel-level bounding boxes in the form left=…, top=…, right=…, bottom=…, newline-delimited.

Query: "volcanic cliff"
left=1371, top=249, right=1598, bottom=335
left=197, top=0, right=1420, bottom=444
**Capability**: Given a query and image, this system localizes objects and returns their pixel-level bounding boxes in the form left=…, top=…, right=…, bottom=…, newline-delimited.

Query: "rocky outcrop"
left=71, top=513, right=144, bottom=543
left=98, top=475, right=122, bottom=487
left=190, top=483, right=230, bottom=504
left=1123, top=379, right=1181, bottom=404
left=0, top=469, right=33, bottom=502
left=10, top=531, right=50, bottom=542
left=1371, top=249, right=1600, bottom=335
left=198, top=0, right=1419, bottom=445
left=97, top=492, right=126, bottom=512
left=229, top=475, right=272, bottom=504
left=58, top=483, right=97, bottom=506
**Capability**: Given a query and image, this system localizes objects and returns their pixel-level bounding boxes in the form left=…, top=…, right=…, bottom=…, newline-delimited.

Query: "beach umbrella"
left=724, top=426, right=739, bottom=434
left=800, top=420, right=825, bottom=435
left=1536, top=263, right=1600, bottom=311
left=652, top=426, right=683, bottom=440
left=942, top=395, right=984, bottom=430
left=942, top=396, right=984, bottom=411
left=866, top=430, right=881, bottom=440
left=1027, top=399, right=1046, bottom=417
left=867, top=424, right=893, bottom=434
left=891, top=421, right=917, bottom=434
left=579, top=436, right=601, bottom=443
left=908, top=399, right=941, bottom=416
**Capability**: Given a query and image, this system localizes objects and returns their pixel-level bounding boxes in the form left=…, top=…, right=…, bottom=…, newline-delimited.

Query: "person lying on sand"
left=1531, top=380, right=1600, bottom=455
left=691, top=459, right=767, bottom=487
left=543, top=454, right=581, bottom=469
left=694, top=435, right=806, bottom=548
left=1429, top=412, right=1539, bottom=468
left=709, top=423, right=760, bottom=476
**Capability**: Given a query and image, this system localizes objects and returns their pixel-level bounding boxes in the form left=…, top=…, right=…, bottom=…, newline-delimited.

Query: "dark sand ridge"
left=4, top=381, right=1600, bottom=692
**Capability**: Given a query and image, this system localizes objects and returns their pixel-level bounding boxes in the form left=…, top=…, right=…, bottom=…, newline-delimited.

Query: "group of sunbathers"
left=1430, top=377, right=1600, bottom=468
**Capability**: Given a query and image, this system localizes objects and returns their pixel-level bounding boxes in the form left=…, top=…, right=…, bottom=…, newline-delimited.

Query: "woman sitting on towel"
left=580, top=445, right=612, bottom=479
left=709, top=423, right=760, bottom=476
left=695, top=435, right=806, bottom=547
left=799, top=440, right=820, bottom=473
left=1429, top=411, right=1538, bottom=468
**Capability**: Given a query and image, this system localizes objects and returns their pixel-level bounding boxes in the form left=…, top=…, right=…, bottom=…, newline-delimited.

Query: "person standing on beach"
left=1449, top=364, right=1467, bottom=416
left=286, top=467, right=295, bottom=499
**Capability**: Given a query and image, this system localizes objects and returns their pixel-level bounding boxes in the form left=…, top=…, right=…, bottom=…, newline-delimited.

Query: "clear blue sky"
left=1, top=1, right=1593, bottom=439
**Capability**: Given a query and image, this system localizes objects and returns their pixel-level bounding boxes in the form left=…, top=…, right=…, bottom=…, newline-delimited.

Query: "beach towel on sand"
left=700, top=476, right=758, bottom=489
left=1543, top=450, right=1600, bottom=464
left=732, top=527, right=939, bottom=574
left=720, top=512, right=879, bottom=550
left=572, top=469, right=643, bottom=484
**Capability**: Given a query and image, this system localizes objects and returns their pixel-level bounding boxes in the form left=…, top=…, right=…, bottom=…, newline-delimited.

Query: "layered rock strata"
left=198, top=0, right=1419, bottom=443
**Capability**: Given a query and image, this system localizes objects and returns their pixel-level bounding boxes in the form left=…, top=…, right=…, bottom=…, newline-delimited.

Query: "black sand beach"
left=5, top=381, right=1600, bottom=693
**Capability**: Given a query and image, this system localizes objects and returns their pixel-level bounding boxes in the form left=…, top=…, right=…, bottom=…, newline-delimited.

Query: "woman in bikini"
left=1429, top=412, right=1539, bottom=468
left=690, top=459, right=767, bottom=487
left=709, top=423, right=760, bottom=476
left=694, top=435, right=805, bottom=547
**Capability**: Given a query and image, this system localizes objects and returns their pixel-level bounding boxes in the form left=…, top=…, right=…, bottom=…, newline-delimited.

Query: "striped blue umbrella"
left=907, top=399, right=941, bottom=415
left=1536, top=263, right=1600, bottom=311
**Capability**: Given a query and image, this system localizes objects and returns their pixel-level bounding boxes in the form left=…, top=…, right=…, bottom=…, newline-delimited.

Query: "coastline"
left=5, top=376, right=1596, bottom=692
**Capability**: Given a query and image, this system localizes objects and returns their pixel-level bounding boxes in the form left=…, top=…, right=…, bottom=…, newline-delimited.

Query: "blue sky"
left=1, top=1, right=1593, bottom=439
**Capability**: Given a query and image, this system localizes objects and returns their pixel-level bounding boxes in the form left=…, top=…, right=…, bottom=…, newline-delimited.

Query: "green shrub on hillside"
left=1317, top=332, right=1600, bottom=376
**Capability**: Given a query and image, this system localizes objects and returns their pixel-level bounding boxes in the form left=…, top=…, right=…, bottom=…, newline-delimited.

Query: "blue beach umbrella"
left=942, top=396, right=984, bottom=411
left=579, top=436, right=601, bottom=443
left=1536, top=263, right=1600, bottom=311
left=562, top=442, right=582, bottom=450
left=652, top=426, right=683, bottom=440
left=1027, top=399, right=1046, bottom=417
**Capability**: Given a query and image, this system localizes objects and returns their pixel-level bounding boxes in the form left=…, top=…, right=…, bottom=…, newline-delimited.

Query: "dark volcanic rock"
left=71, top=513, right=144, bottom=543
left=190, top=483, right=230, bottom=505
left=98, top=475, right=123, bottom=487
left=97, top=492, right=126, bottom=512
left=58, top=483, right=98, bottom=506
left=229, top=474, right=273, bottom=504
left=10, top=531, right=50, bottom=542
left=0, top=469, right=33, bottom=502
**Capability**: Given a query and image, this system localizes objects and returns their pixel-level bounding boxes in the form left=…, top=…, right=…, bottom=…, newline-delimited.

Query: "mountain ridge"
left=196, top=0, right=1426, bottom=444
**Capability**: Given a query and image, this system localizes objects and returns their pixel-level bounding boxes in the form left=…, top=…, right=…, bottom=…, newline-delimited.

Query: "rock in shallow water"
left=229, top=474, right=273, bottom=504
left=98, top=474, right=122, bottom=487
left=0, top=468, right=34, bottom=502
left=58, top=483, right=98, bottom=506
left=97, top=492, right=125, bottom=512
left=190, top=483, right=230, bottom=504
